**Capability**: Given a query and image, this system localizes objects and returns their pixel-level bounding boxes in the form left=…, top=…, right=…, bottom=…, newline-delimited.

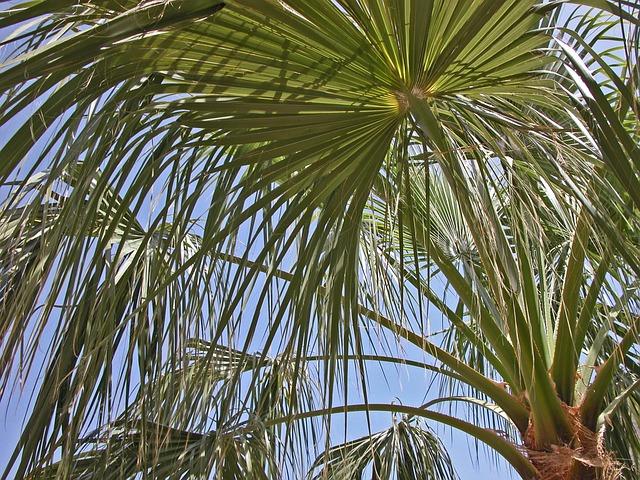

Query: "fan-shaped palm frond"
left=308, top=419, right=457, bottom=480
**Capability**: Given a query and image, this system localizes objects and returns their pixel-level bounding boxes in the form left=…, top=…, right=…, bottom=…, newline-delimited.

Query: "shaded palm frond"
left=308, top=419, right=457, bottom=480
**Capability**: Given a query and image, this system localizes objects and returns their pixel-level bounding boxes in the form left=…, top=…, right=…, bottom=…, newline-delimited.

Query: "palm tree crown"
left=0, top=1, right=639, bottom=479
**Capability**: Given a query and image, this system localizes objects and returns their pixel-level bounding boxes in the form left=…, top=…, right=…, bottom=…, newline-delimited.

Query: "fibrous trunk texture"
left=523, top=405, right=621, bottom=480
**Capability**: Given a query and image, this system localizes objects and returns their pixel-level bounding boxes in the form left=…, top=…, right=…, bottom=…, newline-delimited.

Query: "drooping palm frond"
left=308, top=419, right=457, bottom=480
left=21, top=336, right=326, bottom=479
left=25, top=418, right=279, bottom=480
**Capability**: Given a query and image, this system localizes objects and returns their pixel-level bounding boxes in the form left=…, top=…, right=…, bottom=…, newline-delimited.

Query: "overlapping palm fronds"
left=1, top=1, right=639, bottom=479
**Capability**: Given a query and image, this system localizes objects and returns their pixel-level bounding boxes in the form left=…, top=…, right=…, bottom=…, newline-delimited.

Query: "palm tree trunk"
left=524, top=412, right=620, bottom=480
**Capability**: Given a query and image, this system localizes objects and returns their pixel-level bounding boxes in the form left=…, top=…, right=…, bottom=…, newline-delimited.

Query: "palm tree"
left=0, top=1, right=639, bottom=479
